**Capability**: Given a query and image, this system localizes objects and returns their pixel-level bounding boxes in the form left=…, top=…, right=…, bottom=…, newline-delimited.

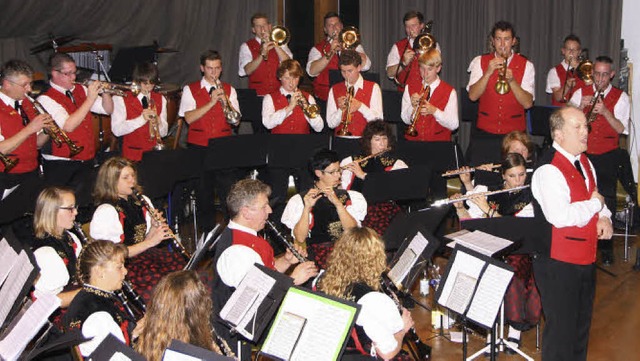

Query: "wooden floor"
left=410, top=233, right=640, bottom=361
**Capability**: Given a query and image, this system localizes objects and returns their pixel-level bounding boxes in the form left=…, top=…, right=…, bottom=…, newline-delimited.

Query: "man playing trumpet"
left=400, top=48, right=458, bottom=142
left=238, top=12, right=292, bottom=96
left=111, top=62, right=167, bottom=162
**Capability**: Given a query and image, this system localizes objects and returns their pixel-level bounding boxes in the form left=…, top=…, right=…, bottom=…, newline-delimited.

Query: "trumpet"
left=212, top=78, right=241, bottom=126
left=341, top=147, right=391, bottom=170
left=585, top=86, right=605, bottom=125
left=405, top=84, right=431, bottom=137
left=431, top=184, right=530, bottom=207
left=322, top=30, right=338, bottom=58
left=114, top=279, right=146, bottom=320
left=261, top=25, right=290, bottom=61
left=0, top=152, right=19, bottom=173
left=25, top=95, right=84, bottom=157
left=131, top=187, right=191, bottom=260
left=82, top=80, right=141, bottom=97
left=294, top=90, right=320, bottom=118
left=339, top=26, right=360, bottom=50
left=336, top=85, right=355, bottom=136
left=142, top=97, right=164, bottom=150
left=441, top=163, right=502, bottom=177
left=494, top=52, right=510, bottom=95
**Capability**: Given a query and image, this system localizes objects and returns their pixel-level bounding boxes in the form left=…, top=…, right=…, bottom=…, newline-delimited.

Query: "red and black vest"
left=270, top=91, right=312, bottom=134
left=186, top=82, right=233, bottom=146
left=477, top=53, right=527, bottom=134
left=551, top=63, right=586, bottom=107
left=246, top=38, right=280, bottom=96
left=231, top=229, right=275, bottom=269
left=121, top=92, right=164, bottom=161
left=582, top=86, right=623, bottom=155
left=312, top=40, right=340, bottom=101
left=0, top=99, right=38, bottom=173
left=332, top=81, right=375, bottom=137
left=549, top=152, right=599, bottom=265
left=42, top=86, right=95, bottom=160
left=394, top=38, right=422, bottom=92
left=405, top=81, right=454, bottom=142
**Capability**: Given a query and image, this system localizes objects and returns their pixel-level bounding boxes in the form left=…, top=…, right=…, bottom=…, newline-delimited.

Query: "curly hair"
left=136, top=270, right=219, bottom=361
left=318, top=227, right=387, bottom=299
left=76, top=240, right=128, bottom=285
left=93, top=157, right=137, bottom=204
left=360, top=120, right=394, bottom=156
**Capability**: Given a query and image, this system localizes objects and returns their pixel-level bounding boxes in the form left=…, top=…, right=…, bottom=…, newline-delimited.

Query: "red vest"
left=549, top=153, right=599, bottom=264
left=231, top=229, right=275, bottom=269
left=0, top=99, right=38, bottom=173
left=43, top=87, right=94, bottom=160
left=394, top=38, right=422, bottom=92
left=246, top=38, right=280, bottom=96
left=186, top=82, right=233, bottom=146
left=582, top=86, right=623, bottom=155
left=477, top=53, right=527, bottom=134
left=551, top=63, right=586, bottom=107
left=270, top=91, right=311, bottom=134
left=121, top=92, right=164, bottom=162
left=332, top=80, right=375, bottom=137
left=405, top=81, right=454, bottom=142
left=312, top=40, right=340, bottom=101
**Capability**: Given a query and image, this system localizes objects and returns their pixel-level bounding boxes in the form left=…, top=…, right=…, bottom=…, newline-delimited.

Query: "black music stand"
left=387, top=225, right=441, bottom=293
left=461, top=216, right=542, bottom=255
left=528, top=105, right=556, bottom=148
left=382, top=90, right=403, bottom=124
left=164, top=339, right=235, bottom=360
left=138, top=147, right=205, bottom=199
left=236, top=88, right=265, bottom=134
left=465, top=136, right=502, bottom=167
left=89, top=333, right=146, bottom=361
left=361, top=166, right=431, bottom=204
left=383, top=206, right=450, bottom=252
left=0, top=176, right=45, bottom=225
left=459, top=87, right=478, bottom=124
left=331, top=136, right=361, bottom=160
left=204, top=134, right=269, bottom=171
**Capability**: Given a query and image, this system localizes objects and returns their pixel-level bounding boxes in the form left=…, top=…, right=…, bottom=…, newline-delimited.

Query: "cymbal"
left=30, top=35, right=76, bottom=54
left=155, top=47, right=179, bottom=53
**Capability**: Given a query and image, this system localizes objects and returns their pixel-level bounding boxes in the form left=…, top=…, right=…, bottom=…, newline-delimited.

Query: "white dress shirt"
left=568, top=84, right=630, bottom=134
left=238, top=36, right=294, bottom=77
left=466, top=52, right=535, bottom=100
left=400, top=77, right=459, bottom=131
left=356, top=291, right=404, bottom=355
left=326, top=75, right=383, bottom=131
left=216, top=220, right=265, bottom=288
left=178, top=78, right=240, bottom=118
left=89, top=195, right=153, bottom=243
left=111, top=93, right=168, bottom=137
left=262, top=87, right=324, bottom=132
left=306, top=42, right=371, bottom=77
left=545, top=59, right=570, bottom=93
left=385, top=39, right=441, bottom=71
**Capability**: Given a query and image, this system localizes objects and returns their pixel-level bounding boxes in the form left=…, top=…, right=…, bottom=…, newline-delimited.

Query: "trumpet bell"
left=336, top=128, right=352, bottom=137
left=339, top=26, right=360, bottom=49
left=495, top=80, right=510, bottom=95
left=270, top=26, right=290, bottom=46
left=577, top=59, right=594, bottom=85
left=303, top=103, right=319, bottom=119
left=413, top=33, right=436, bottom=55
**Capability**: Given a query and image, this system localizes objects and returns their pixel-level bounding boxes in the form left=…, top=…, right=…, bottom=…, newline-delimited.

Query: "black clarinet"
left=380, top=273, right=432, bottom=360
left=72, top=221, right=89, bottom=245
left=212, top=331, right=236, bottom=358
left=114, top=280, right=146, bottom=320
left=264, top=220, right=308, bottom=263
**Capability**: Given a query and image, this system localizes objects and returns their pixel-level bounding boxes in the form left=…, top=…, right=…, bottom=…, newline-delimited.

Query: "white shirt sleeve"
left=464, top=185, right=489, bottom=219
left=229, top=86, right=241, bottom=118
left=386, top=44, right=401, bottom=69
left=78, top=311, right=126, bottom=357
left=546, top=66, right=561, bottom=93
left=568, top=88, right=582, bottom=108
left=281, top=194, right=307, bottom=233
left=466, top=56, right=483, bottom=92
left=521, top=60, right=536, bottom=101
left=326, top=87, right=341, bottom=129
left=90, top=204, right=124, bottom=243
left=614, top=91, right=631, bottom=135
left=36, top=94, right=70, bottom=130
left=178, top=85, right=195, bottom=118
left=33, top=247, right=70, bottom=298
left=306, top=47, right=323, bottom=77
left=355, top=44, right=372, bottom=72
left=238, top=42, right=252, bottom=77
left=346, top=190, right=368, bottom=225
left=356, top=292, right=403, bottom=355
left=433, top=88, right=459, bottom=131
left=340, top=156, right=355, bottom=190
left=110, top=96, right=146, bottom=137
left=216, top=245, right=263, bottom=287
left=400, top=85, right=413, bottom=124
left=306, top=94, right=324, bottom=132
left=262, top=94, right=288, bottom=129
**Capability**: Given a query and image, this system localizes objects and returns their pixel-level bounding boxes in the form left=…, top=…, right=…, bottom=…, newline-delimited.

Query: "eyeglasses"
left=58, top=205, right=79, bottom=211
left=55, top=69, right=78, bottom=77
left=322, top=169, right=342, bottom=176
left=5, top=78, right=32, bottom=90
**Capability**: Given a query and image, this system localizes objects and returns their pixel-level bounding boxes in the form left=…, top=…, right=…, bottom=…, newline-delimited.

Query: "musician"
left=90, top=157, right=185, bottom=302
left=63, top=240, right=137, bottom=357
left=111, top=62, right=167, bottom=162
left=546, top=34, right=584, bottom=106
left=0, top=60, right=51, bottom=190
left=569, top=56, right=631, bottom=265
left=137, top=270, right=227, bottom=360
left=281, top=148, right=367, bottom=269
left=532, top=106, right=612, bottom=361
left=340, top=120, right=407, bottom=235
left=212, top=179, right=317, bottom=359
left=327, top=50, right=383, bottom=138
left=317, top=227, right=414, bottom=360
left=467, top=21, right=534, bottom=135
left=306, top=12, right=371, bottom=103
left=238, top=13, right=293, bottom=96
left=386, top=10, right=441, bottom=91
left=32, top=187, right=83, bottom=308
left=400, top=48, right=458, bottom=141
left=37, top=53, right=113, bottom=186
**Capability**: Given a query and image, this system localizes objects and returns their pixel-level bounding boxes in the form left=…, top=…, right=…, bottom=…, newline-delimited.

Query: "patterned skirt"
left=307, top=242, right=334, bottom=270
left=504, top=254, right=542, bottom=330
left=125, top=245, right=187, bottom=302
left=362, top=202, right=403, bottom=236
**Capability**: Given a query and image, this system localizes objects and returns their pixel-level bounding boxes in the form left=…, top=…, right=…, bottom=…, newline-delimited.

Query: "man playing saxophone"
left=111, top=62, right=168, bottom=162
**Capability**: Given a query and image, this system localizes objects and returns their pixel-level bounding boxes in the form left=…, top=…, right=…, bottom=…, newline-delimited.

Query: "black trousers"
left=533, top=256, right=596, bottom=361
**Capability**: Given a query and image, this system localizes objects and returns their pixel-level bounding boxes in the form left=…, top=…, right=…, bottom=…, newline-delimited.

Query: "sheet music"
left=0, top=293, right=61, bottom=361
left=446, top=230, right=513, bottom=257
left=466, top=264, right=514, bottom=328
left=263, top=312, right=307, bottom=360
left=162, top=349, right=200, bottom=361
left=437, top=251, right=484, bottom=313
left=219, top=265, right=276, bottom=340
left=0, top=251, right=35, bottom=327
left=387, top=231, right=429, bottom=285
left=109, top=352, right=133, bottom=361
left=445, top=272, right=477, bottom=314
left=0, top=239, right=18, bottom=286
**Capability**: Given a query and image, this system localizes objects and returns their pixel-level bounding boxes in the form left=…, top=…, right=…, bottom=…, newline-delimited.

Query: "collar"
left=0, top=90, right=17, bottom=108
left=228, top=220, right=258, bottom=236
left=553, top=141, right=582, bottom=164
left=279, top=86, right=294, bottom=97
left=49, top=81, right=74, bottom=94
left=200, top=77, right=215, bottom=90
left=83, top=283, right=115, bottom=297
left=591, top=83, right=613, bottom=96
left=423, top=77, right=441, bottom=89
left=346, top=75, right=364, bottom=91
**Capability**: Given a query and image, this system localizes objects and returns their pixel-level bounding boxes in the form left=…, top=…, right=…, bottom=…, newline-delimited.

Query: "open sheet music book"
left=0, top=240, right=37, bottom=328
left=260, top=287, right=359, bottom=361
left=445, top=229, right=513, bottom=257
left=435, top=245, right=514, bottom=329
left=388, top=231, right=428, bottom=286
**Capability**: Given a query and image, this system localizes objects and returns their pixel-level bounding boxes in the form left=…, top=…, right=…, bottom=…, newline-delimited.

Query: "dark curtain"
left=360, top=0, right=623, bottom=106
left=0, top=0, right=277, bottom=88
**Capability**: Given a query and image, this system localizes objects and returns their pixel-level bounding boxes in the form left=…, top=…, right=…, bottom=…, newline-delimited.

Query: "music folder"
left=163, top=339, right=234, bottom=360
left=88, top=333, right=145, bottom=361
left=387, top=225, right=440, bottom=291
left=204, top=134, right=269, bottom=171
left=361, top=166, right=431, bottom=204
left=460, top=216, right=543, bottom=255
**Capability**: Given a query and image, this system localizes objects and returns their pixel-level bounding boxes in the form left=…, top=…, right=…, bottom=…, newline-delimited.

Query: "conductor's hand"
left=597, top=217, right=613, bottom=240
left=290, top=261, right=319, bottom=285
left=591, top=190, right=605, bottom=209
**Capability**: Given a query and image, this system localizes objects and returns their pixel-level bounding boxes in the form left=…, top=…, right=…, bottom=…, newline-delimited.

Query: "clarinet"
left=264, top=220, right=308, bottom=263
left=114, top=280, right=146, bottom=321
left=213, top=331, right=236, bottom=359
left=380, top=273, right=432, bottom=360
left=131, top=188, right=191, bottom=260
left=72, top=221, right=89, bottom=245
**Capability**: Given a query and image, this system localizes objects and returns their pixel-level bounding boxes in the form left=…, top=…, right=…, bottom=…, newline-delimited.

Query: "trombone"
left=559, top=56, right=577, bottom=103
left=25, top=95, right=84, bottom=157
left=322, top=30, right=338, bottom=58
left=405, top=84, right=430, bottom=137
left=336, top=85, right=355, bottom=136
left=0, top=152, right=19, bottom=173
left=339, top=26, right=360, bottom=50
left=394, top=21, right=436, bottom=87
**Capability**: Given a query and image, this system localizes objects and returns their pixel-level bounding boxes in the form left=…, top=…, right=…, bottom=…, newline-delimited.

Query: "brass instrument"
left=213, top=78, right=241, bottom=126
left=340, top=147, right=391, bottom=170
left=131, top=188, right=191, bottom=259
left=576, top=50, right=594, bottom=85
left=560, top=57, right=575, bottom=103
left=405, top=84, right=431, bottom=137
left=261, top=26, right=290, bottom=61
left=585, top=87, right=605, bottom=125
left=25, top=95, right=84, bottom=157
left=413, top=20, right=436, bottom=55
left=114, top=279, right=146, bottom=320
left=82, top=80, right=141, bottom=97
left=322, top=30, right=338, bottom=58
left=432, top=184, right=530, bottom=207
left=143, top=97, right=164, bottom=150
left=0, top=152, right=19, bottom=173
left=339, top=26, right=360, bottom=50
left=494, top=53, right=510, bottom=95
left=295, top=90, right=319, bottom=118
left=441, top=163, right=502, bottom=177
left=336, top=85, right=355, bottom=136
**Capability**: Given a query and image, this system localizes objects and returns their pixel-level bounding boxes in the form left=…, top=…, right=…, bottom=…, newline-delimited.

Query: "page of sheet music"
left=264, top=312, right=307, bottom=360
left=447, top=230, right=513, bottom=257
left=388, top=231, right=429, bottom=285
left=445, top=272, right=477, bottom=314
left=219, top=265, right=276, bottom=339
left=0, top=251, right=35, bottom=327
left=0, top=293, right=60, bottom=361
left=466, top=264, right=514, bottom=328
left=162, top=349, right=201, bottom=361
left=437, top=251, right=484, bottom=314
left=262, top=289, right=356, bottom=361
left=0, top=239, right=18, bottom=286
left=109, top=352, right=133, bottom=361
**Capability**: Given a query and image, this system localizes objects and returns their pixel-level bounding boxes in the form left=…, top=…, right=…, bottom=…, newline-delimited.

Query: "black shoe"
left=602, top=251, right=614, bottom=266
left=504, top=337, right=521, bottom=355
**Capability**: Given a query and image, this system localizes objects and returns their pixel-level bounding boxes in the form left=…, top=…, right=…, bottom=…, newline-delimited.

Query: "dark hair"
left=491, top=20, right=515, bottom=38
left=308, top=149, right=340, bottom=180
left=251, top=12, right=269, bottom=26
left=403, top=10, right=424, bottom=24
left=132, top=62, right=159, bottom=84
left=277, top=59, right=303, bottom=79
left=360, top=120, right=394, bottom=155
left=500, top=153, right=527, bottom=175
left=48, top=53, right=75, bottom=72
left=0, top=59, right=34, bottom=82
left=323, top=11, right=342, bottom=24
left=226, top=179, right=272, bottom=219
left=563, top=34, right=581, bottom=46
left=595, top=55, right=614, bottom=68
left=200, top=50, right=221, bottom=66
left=339, top=49, right=362, bottom=68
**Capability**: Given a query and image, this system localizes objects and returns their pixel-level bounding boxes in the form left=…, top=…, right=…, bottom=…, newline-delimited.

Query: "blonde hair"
left=418, top=47, right=442, bottom=67
left=318, top=227, right=387, bottom=299
left=76, top=240, right=128, bottom=285
left=136, top=271, right=219, bottom=360
left=93, top=157, right=136, bottom=204
left=33, top=186, right=74, bottom=238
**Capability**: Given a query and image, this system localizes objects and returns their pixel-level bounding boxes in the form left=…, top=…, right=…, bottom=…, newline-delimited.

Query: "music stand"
left=465, top=136, right=502, bottom=167
left=330, top=136, right=361, bottom=160
left=108, top=45, right=156, bottom=83
left=89, top=333, right=146, bottom=361
left=204, top=134, right=269, bottom=171
left=382, top=90, right=403, bottom=124
left=383, top=206, right=449, bottom=252
left=236, top=88, right=265, bottom=134
left=0, top=176, right=45, bottom=225
left=163, top=339, right=234, bottom=360
left=459, top=88, right=478, bottom=124
left=138, top=147, right=205, bottom=199
left=387, top=226, right=441, bottom=295
left=528, top=105, right=556, bottom=147
left=461, top=216, right=542, bottom=256
left=361, top=166, right=431, bottom=204
left=268, top=134, right=331, bottom=169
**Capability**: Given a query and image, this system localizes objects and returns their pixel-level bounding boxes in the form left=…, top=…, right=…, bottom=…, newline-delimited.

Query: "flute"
left=441, top=163, right=501, bottom=177
left=431, top=184, right=530, bottom=207
left=340, top=147, right=391, bottom=170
